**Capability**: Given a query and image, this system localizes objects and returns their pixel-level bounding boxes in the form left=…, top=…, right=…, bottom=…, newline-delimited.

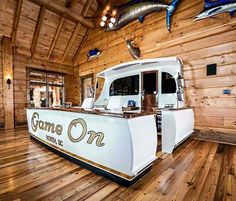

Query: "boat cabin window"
left=110, top=75, right=139, bottom=96
left=161, top=72, right=176, bottom=94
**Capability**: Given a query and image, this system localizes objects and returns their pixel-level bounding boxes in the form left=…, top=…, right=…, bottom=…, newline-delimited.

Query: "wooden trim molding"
left=62, top=23, right=82, bottom=62
left=47, top=16, right=65, bottom=60
left=31, top=6, right=46, bottom=56
left=11, top=0, right=23, bottom=47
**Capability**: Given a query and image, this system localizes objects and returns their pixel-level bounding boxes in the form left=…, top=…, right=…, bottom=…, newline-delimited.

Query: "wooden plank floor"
left=0, top=129, right=235, bottom=201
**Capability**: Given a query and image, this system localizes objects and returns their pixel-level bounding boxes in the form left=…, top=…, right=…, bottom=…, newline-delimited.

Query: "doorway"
left=141, top=71, right=158, bottom=111
left=81, top=74, right=94, bottom=103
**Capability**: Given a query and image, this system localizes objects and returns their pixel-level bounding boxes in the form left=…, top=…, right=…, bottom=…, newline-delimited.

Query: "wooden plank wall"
left=8, top=52, right=77, bottom=127
left=75, top=0, right=236, bottom=134
left=0, top=48, right=76, bottom=128
left=2, top=37, right=14, bottom=129
left=0, top=37, right=4, bottom=128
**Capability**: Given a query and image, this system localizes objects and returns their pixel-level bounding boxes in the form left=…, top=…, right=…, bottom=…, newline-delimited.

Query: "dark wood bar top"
left=26, top=107, right=157, bottom=119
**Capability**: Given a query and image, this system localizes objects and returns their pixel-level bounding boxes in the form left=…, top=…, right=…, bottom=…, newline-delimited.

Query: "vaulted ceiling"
left=0, top=0, right=100, bottom=65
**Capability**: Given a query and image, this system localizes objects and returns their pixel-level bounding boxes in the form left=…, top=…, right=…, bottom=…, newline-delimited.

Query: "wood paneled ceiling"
left=0, top=0, right=99, bottom=65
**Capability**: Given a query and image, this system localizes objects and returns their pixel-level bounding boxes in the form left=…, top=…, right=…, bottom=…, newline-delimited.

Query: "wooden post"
left=2, top=37, right=14, bottom=130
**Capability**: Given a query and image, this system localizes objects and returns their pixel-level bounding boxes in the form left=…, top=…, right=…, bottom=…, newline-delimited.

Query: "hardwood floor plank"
left=85, top=182, right=120, bottom=201
left=0, top=165, right=82, bottom=201
left=214, top=145, right=230, bottom=201
left=153, top=141, right=216, bottom=201
left=198, top=144, right=226, bottom=201
left=42, top=174, right=107, bottom=201
left=7, top=169, right=91, bottom=201
left=102, top=140, right=199, bottom=200
left=0, top=129, right=236, bottom=201
left=225, top=147, right=236, bottom=201
left=182, top=143, right=218, bottom=201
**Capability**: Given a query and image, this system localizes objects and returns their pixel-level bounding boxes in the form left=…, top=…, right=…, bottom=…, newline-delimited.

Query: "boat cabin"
left=94, top=57, right=184, bottom=112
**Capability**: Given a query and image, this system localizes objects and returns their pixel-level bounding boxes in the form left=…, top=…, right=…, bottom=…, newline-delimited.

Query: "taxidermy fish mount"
left=87, top=48, right=102, bottom=61
left=123, top=33, right=141, bottom=59
left=195, top=0, right=236, bottom=20
left=101, top=0, right=180, bottom=32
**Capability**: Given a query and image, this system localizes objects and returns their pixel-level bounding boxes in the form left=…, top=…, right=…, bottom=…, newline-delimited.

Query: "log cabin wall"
left=0, top=37, right=4, bottom=128
left=0, top=39, right=78, bottom=128
left=75, top=0, right=236, bottom=134
left=12, top=53, right=77, bottom=127
left=0, top=0, right=98, bottom=129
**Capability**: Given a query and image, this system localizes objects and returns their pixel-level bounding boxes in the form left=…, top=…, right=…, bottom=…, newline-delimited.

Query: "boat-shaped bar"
left=26, top=57, right=194, bottom=185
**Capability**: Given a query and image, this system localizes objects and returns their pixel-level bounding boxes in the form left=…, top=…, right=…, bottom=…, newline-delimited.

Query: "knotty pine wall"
left=75, top=0, right=236, bottom=134
left=0, top=38, right=4, bottom=128
left=13, top=54, right=78, bottom=127
left=0, top=38, right=78, bottom=128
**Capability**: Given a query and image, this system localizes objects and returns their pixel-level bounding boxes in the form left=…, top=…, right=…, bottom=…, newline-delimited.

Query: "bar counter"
left=26, top=107, right=158, bottom=186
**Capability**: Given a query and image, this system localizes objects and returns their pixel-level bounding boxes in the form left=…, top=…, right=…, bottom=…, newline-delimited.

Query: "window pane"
left=48, top=86, right=63, bottom=107
left=161, top=72, right=176, bottom=94
left=29, top=84, right=47, bottom=108
left=28, top=69, right=64, bottom=108
left=48, top=74, right=63, bottom=85
left=30, top=71, right=46, bottom=83
left=110, top=75, right=139, bottom=96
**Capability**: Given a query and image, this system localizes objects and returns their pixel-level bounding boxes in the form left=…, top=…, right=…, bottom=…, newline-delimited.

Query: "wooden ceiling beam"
left=31, top=6, right=46, bottom=56
left=11, top=0, right=23, bottom=47
left=65, top=0, right=77, bottom=8
left=62, top=23, right=81, bottom=62
left=64, top=0, right=93, bottom=64
left=47, top=16, right=65, bottom=60
left=73, top=0, right=104, bottom=65
left=72, top=28, right=90, bottom=64
left=81, top=0, right=93, bottom=17
left=28, top=0, right=95, bottom=28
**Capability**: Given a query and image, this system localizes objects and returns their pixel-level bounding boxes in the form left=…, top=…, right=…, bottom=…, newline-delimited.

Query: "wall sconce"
left=6, top=75, right=12, bottom=89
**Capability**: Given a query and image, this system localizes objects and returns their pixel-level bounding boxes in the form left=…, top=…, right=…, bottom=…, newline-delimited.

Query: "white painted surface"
left=26, top=109, right=157, bottom=178
left=95, top=57, right=183, bottom=110
left=162, top=108, right=194, bottom=153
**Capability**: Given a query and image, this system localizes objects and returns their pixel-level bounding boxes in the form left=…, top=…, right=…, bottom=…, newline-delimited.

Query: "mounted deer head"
left=123, top=33, right=141, bottom=59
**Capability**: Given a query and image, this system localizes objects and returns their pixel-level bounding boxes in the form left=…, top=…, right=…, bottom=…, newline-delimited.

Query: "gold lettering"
left=55, top=124, right=63, bottom=135
left=31, top=112, right=62, bottom=135
left=44, top=122, right=55, bottom=133
left=31, top=112, right=39, bottom=132
left=87, top=131, right=105, bottom=147
left=39, top=121, right=45, bottom=130
left=67, top=118, right=87, bottom=142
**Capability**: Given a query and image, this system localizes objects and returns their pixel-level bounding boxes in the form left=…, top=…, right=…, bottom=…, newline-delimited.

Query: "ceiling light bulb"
left=102, top=15, right=107, bottom=21
left=105, top=5, right=110, bottom=11
left=100, top=21, right=105, bottom=27
left=110, top=17, right=116, bottom=23
left=112, top=10, right=117, bottom=16
left=108, top=22, right=113, bottom=28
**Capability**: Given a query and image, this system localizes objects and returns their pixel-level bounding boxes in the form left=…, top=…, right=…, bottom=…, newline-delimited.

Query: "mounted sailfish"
left=106, top=0, right=180, bottom=32
left=195, top=0, right=236, bottom=20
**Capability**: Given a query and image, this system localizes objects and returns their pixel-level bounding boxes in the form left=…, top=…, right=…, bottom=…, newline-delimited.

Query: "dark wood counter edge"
left=161, top=107, right=194, bottom=111
left=26, top=107, right=157, bottom=119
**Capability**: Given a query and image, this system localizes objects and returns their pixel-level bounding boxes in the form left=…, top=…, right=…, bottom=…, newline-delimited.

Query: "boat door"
left=141, top=71, right=158, bottom=111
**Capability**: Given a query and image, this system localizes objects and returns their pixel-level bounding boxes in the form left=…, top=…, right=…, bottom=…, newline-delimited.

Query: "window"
left=28, top=69, right=64, bottom=108
left=161, top=72, right=176, bottom=94
left=110, top=75, right=139, bottom=96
